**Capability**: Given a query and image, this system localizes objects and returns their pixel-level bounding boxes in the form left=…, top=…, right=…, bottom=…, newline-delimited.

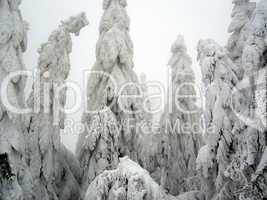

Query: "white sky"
left=21, top=0, right=237, bottom=152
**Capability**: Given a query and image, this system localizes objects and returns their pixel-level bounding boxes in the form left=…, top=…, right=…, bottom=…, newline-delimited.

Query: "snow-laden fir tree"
left=158, top=35, right=203, bottom=195
left=196, top=39, right=244, bottom=200
left=195, top=1, right=267, bottom=199
left=0, top=0, right=35, bottom=199
left=237, top=0, right=267, bottom=198
left=196, top=21, right=266, bottom=199
left=227, top=0, right=256, bottom=64
left=217, top=1, right=267, bottom=199
left=197, top=37, right=265, bottom=200
left=133, top=36, right=204, bottom=196
left=26, top=13, right=88, bottom=200
left=76, top=0, right=151, bottom=194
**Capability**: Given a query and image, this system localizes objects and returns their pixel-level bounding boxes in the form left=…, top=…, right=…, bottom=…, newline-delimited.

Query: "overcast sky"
left=21, top=0, right=240, bottom=152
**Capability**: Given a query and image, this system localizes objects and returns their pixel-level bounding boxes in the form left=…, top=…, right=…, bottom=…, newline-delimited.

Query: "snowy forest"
left=0, top=0, right=266, bottom=200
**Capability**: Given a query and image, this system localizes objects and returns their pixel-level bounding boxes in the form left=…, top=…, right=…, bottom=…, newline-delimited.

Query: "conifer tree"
left=26, top=13, right=88, bottom=200
left=0, top=0, right=34, bottom=199
left=159, top=35, right=203, bottom=195
left=76, top=0, right=149, bottom=193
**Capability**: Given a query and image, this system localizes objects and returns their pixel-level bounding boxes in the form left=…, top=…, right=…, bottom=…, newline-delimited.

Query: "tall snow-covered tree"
left=158, top=35, right=203, bottom=195
left=0, top=0, right=35, bottom=199
left=26, top=13, right=88, bottom=200
left=76, top=0, right=151, bottom=193
left=133, top=36, right=204, bottom=196
left=195, top=1, right=267, bottom=199
left=197, top=25, right=266, bottom=199
left=196, top=39, right=245, bottom=200
left=237, top=1, right=267, bottom=198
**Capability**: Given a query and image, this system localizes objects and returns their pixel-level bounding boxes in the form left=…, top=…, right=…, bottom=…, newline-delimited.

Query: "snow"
left=0, top=0, right=266, bottom=199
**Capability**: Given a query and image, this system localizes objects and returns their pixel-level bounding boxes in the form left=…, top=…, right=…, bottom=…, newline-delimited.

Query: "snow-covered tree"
left=26, top=13, right=88, bottom=200
left=197, top=17, right=267, bottom=197
left=76, top=0, right=151, bottom=194
left=158, top=36, right=203, bottom=195
left=196, top=39, right=246, bottom=200
left=84, top=157, right=177, bottom=200
left=84, top=156, right=207, bottom=200
left=0, top=0, right=34, bottom=199
left=237, top=1, right=267, bottom=198
left=227, top=0, right=256, bottom=63
left=194, top=2, right=267, bottom=199
left=134, top=36, right=204, bottom=196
